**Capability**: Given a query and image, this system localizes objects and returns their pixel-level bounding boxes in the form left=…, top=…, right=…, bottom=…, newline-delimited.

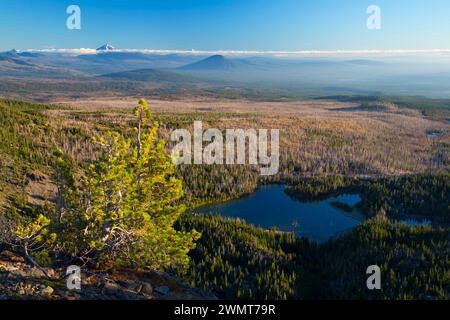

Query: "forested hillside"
left=0, top=98, right=449, bottom=300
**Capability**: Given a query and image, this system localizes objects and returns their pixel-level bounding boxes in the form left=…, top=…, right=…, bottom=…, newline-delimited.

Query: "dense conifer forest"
left=177, top=215, right=450, bottom=300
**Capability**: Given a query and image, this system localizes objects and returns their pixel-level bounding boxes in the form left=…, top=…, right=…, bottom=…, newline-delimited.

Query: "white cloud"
left=24, top=47, right=450, bottom=57
left=27, top=48, right=97, bottom=55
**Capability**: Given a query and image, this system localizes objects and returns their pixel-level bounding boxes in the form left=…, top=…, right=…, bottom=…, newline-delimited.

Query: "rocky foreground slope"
left=0, top=250, right=216, bottom=300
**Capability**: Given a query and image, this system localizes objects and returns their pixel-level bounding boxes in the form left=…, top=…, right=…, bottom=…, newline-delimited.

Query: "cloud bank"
left=25, top=48, right=450, bottom=58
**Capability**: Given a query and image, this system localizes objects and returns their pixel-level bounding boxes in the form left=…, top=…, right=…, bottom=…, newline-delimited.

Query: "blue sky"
left=1, top=0, right=450, bottom=51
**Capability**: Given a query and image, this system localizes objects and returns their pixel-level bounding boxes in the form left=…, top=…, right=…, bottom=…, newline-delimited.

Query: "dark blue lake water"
left=193, top=184, right=364, bottom=242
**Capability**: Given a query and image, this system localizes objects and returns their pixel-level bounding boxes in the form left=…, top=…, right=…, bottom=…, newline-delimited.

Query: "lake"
left=193, top=184, right=364, bottom=242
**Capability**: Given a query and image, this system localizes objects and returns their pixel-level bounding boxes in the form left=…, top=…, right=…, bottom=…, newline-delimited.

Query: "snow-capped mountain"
left=96, top=44, right=116, bottom=51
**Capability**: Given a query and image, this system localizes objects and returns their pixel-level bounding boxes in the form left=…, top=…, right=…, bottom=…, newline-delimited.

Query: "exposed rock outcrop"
left=0, top=250, right=217, bottom=300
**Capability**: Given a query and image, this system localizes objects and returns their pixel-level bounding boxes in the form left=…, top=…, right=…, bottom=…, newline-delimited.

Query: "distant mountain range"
left=0, top=49, right=44, bottom=59
left=0, top=45, right=390, bottom=79
left=0, top=45, right=201, bottom=76
left=0, top=49, right=87, bottom=78
left=2, top=44, right=450, bottom=98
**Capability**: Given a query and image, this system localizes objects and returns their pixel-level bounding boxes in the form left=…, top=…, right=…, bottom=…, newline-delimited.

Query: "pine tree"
left=68, top=98, right=201, bottom=270
left=14, top=99, right=200, bottom=272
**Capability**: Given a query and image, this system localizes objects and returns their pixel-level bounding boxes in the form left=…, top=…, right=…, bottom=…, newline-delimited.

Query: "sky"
left=1, top=0, right=450, bottom=52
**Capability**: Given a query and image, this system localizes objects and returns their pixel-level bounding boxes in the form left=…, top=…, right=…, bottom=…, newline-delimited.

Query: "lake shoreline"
left=191, top=184, right=364, bottom=242
left=190, top=181, right=442, bottom=243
